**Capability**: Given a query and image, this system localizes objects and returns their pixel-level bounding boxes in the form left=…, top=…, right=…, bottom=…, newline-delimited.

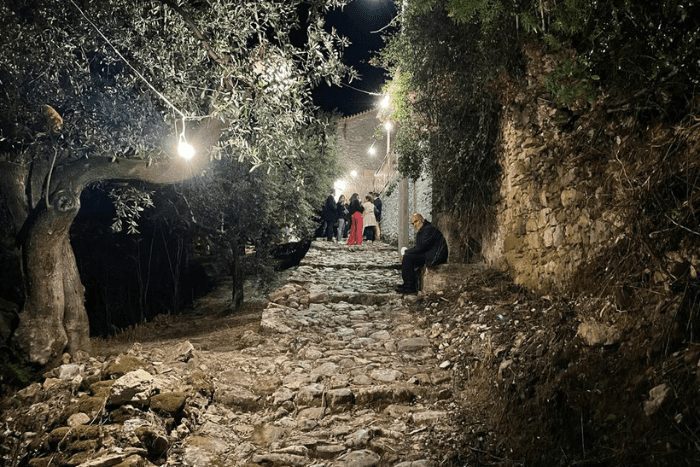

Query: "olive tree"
left=0, top=0, right=350, bottom=364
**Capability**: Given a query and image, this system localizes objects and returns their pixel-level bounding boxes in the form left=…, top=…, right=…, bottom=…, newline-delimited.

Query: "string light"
left=177, top=117, right=196, bottom=160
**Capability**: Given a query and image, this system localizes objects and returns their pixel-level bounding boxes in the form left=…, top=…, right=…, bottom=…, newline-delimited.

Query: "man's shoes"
left=394, top=285, right=417, bottom=294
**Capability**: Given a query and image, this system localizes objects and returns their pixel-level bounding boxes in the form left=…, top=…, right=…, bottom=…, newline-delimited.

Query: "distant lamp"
left=379, top=95, right=390, bottom=109
left=384, top=121, right=393, bottom=132
left=334, top=179, right=347, bottom=192
left=350, top=170, right=358, bottom=178
left=367, top=145, right=377, bottom=156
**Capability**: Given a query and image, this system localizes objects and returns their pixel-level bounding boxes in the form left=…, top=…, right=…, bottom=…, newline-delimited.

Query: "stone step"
left=421, top=262, right=485, bottom=293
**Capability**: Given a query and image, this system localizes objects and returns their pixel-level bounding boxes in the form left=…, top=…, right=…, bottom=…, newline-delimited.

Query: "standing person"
left=395, top=213, right=448, bottom=293
left=336, top=194, right=349, bottom=242
left=362, top=194, right=377, bottom=243
left=321, top=191, right=338, bottom=241
left=372, top=191, right=382, bottom=241
left=347, top=193, right=364, bottom=246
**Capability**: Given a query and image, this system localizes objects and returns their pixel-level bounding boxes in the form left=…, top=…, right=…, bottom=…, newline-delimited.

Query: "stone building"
left=335, top=110, right=433, bottom=247
left=335, top=110, right=388, bottom=198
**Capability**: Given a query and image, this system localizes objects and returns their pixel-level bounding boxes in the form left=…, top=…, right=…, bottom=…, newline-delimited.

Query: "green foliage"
left=182, top=113, right=338, bottom=262
left=0, top=0, right=351, bottom=263
left=380, top=2, right=519, bottom=240
left=379, top=0, right=698, bottom=254
left=383, top=180, right=398, bottom=198
left=108, top=187, right=155, bottom=234
left=422, top=0, right=700, bottom=115
left=545, top=57, right=599, bottom=107
left=445, top=0, right=505, bottom=26
left=0, top=0, right=350, bottom=183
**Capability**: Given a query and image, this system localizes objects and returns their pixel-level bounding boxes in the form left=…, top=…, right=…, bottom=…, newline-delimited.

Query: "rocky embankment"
left=1, top=241, right=458, bottom=466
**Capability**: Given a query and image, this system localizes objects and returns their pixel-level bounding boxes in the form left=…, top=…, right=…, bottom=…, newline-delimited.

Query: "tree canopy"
left=379, top=0, right=699, bottom=257
left=0, top=0, right=351, bottom=173
left=0, top=0, right=352, bottom=364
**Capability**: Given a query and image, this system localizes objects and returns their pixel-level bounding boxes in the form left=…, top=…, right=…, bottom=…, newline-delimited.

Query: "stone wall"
left=481, top=49, right=627, bottom=291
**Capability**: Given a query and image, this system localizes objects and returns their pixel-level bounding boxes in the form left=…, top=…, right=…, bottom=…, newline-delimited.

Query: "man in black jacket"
left=321, top=191, right=338, bottom=241
left=372, top=192, right=382, bottom=240
left=395, top=213, right=448, bottom=294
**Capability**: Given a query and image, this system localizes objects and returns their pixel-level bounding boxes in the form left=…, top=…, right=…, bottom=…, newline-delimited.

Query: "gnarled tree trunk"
left=13, top=191, right=85, bottom=364
left=2, top=117, right=221, bottom=365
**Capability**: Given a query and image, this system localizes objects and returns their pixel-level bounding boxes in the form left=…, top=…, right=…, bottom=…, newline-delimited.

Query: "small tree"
left=183, top=114, right=339, bottom=310
left=0, top=0, right=350, bottom=364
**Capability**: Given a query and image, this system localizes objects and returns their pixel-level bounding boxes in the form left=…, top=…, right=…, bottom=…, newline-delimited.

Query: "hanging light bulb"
left=177, top=119, right=195, bottom=160
left=367, top=145, right=377, bottom=156
left=178, top=135, right=195, bottom=161
left=384, top=121, right=393, bottom=132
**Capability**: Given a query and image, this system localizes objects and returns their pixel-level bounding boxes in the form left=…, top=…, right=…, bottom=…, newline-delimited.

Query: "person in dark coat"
left=372, top=192, right=382, bottom=223
left=321, top=191, right=338, bottom=241
left=395, top=213, right=448, bottom=293
left=372, top=192, right=382, bottom=240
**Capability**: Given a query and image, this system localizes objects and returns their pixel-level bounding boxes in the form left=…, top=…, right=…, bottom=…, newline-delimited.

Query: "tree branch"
left=161, top=0, right=231, bottom=68
left=52, top=117, right=223, bottom=192
left=160, top=0, right=256, bottom=97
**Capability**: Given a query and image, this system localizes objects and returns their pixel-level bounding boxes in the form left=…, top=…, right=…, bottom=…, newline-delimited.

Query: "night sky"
left=313, top=0, right=398, bottom=116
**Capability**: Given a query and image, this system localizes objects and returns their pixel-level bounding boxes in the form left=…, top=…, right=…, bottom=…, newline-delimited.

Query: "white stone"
left=397, top=337, right=431, bottom=352
left=338, top=449, right=381, bottom=466
left=411, top=410, right=447, bottom=425
left=644, top=383, right=671, bottom=416
left=108, top=369, right=154, bottom=406
left=369, top=369, right=402, bottom=383
left=576, top=320, right=620, bottom=346
left=58, top=364, right=82, bottom=380
left=67, top=412, right=91, bottom=427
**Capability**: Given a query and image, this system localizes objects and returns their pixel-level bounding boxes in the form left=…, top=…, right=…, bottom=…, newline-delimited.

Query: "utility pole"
left=397, top=0, right=409, bottom=251
left=398, top=175, right=409, bottom=249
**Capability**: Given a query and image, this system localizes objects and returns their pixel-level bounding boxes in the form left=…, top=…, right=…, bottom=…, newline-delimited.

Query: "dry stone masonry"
left=1, top=241, right=458, bottom=466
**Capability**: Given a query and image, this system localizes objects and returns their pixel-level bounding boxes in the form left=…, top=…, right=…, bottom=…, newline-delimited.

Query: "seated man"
left=396, top=213, right=449, bottom=294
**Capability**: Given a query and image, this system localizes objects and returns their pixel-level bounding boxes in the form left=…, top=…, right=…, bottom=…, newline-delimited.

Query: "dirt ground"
left=410, top=267, right=700, bottom=465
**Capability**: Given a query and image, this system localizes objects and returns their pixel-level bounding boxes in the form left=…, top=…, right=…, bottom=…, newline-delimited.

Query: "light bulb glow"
left=380, top=95, right=390, bottom=109
left=178, top=139, right=196, bottom=160
left=367, top=145, right=377, bottom=156
left=177, top=118, right=196, bottom=160
left=384, top=121, right=393, bottom=132
left=350, top=170, right=358, bottom=178
left=334, top=179, right=347, bottom=192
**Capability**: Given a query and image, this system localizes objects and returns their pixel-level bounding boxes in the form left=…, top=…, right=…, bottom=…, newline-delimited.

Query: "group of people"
left=321, top=191, right=382, bottom=246
left=322, top=191, right=449, bottom=294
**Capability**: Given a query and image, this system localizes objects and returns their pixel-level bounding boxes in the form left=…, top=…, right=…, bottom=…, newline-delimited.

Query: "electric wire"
left=67, top=0, right=187, bottom=118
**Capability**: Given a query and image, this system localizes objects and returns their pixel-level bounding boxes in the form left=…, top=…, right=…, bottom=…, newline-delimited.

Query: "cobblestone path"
left=177, top=241, right=456, bottom=466
left=2, top=241, right=457, bottom=466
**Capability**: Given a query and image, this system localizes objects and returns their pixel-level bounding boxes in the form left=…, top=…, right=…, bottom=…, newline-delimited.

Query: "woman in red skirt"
left=346, top=193, right=365, bottom=245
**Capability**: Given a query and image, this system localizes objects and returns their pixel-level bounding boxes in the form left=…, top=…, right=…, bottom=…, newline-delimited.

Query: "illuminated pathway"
left=170, top=240, right=456, bottom=466
left=2, top=241, right=457, bottom=466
